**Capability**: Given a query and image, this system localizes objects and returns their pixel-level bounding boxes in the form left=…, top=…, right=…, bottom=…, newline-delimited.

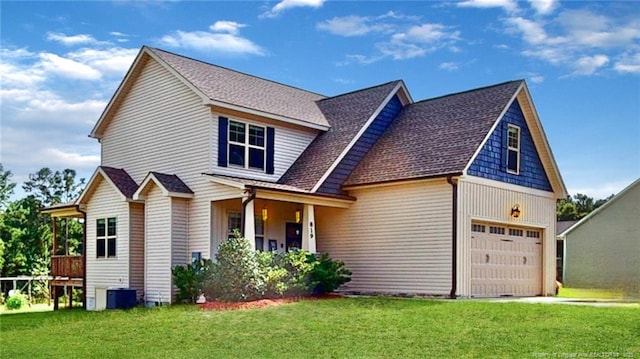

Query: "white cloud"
left=571, top=55, right=609, bottom=76
left=527, top=0, right=557, bottom=15
left=209, top=21, right=245, bottom=35
left=159, top=22, right=264, bottom=56
left=67, top=48, right=138, bottom=75
left=316, top=16, right=374, bottom=37
left=439, top=62, right=459, bottom=71
left=505, top=17, right=564, bottom=45
left=41, top=148, right=100, bottom=169
left=39, top=53, right=103, bottom=80
left=261, top=0, right=324, bottom=19
left=530, top=75, right=544, bottom=83
left=503, top=8, right=640, bottom=76
left=614, top=52, right=640, bottom=74
left=46, top=32, right=100, bottom=46
left=321, top=14, right=462, bottom=64
left=394, top=23, right=460, bottom=43
left=457, top=0, right=518, bottom=13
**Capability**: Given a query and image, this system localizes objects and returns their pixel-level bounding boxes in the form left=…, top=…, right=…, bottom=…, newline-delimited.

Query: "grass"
left=1, top=297, right=638, bottom=359
left=0, top=303, right=54, bottom=315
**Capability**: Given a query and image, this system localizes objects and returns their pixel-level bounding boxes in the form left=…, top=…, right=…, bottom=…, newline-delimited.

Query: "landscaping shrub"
left=186, top=231, right=352, bottom=302
left=172, top=258, right=214, bottom=303
left=207, top=233, right=262, bottom=302
left=5, top=291, right=28, bottom=310
left=255, top=251, right=288, bottom=298
left=308, top=253, right=352, bottom=295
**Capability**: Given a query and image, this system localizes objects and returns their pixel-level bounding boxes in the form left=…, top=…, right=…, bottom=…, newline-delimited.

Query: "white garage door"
left=471, top=222, right=542, bottom=297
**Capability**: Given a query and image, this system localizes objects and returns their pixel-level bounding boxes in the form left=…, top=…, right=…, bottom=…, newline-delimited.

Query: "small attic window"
left=507, top=124, right=520, bottom=174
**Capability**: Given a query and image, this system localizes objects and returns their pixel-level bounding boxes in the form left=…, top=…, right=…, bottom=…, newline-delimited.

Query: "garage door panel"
left=471, top=222, right=542, bottom=297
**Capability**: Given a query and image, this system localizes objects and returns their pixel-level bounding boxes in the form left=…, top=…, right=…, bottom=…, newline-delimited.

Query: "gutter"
left=240, top=187, right=256, bottom=237
left=446, top=176, right=458, bottom=299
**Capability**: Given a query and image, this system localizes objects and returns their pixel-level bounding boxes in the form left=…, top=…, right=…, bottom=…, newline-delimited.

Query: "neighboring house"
left=45, top=46, right=567, bottom=309
left=560, top=179, right=640, bottom=296
left=555, top=220, right=578, bottom=282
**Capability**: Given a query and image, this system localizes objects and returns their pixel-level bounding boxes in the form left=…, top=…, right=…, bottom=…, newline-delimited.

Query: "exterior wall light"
left=511, top=204, right=521, bottom=218
left=262, top=207, right=268, bottom=221
left=295, top=209, right=301, bottom=223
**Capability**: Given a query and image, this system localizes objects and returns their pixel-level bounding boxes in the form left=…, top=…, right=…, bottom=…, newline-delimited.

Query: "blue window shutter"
left=218, top=117, right=228, bottom=167
left=266, top=127, right=275, bottom=174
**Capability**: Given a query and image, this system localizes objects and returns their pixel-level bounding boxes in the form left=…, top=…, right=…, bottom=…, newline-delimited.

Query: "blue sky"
left=1, top=0, right=638, bottom=200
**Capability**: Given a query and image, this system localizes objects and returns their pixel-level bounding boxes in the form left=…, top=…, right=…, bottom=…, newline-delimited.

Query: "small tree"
left=209, top=230, right=262, bottom=301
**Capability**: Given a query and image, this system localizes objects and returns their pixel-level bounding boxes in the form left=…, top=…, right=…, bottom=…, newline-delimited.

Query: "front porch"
left=206, top=175, right=354, bottom=257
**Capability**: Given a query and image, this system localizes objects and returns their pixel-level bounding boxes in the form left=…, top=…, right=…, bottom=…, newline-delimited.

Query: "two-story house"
left=47, top=46, right=566, bottom=309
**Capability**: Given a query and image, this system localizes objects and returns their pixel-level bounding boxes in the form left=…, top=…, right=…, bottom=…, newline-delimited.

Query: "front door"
left=285, top=222, right=302, bottom=251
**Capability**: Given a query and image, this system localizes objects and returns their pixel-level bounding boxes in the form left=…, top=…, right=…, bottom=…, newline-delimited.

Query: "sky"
left=1, top=0, right=639, bottom=201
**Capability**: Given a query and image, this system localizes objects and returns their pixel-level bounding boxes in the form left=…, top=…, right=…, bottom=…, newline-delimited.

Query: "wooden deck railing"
left=51, top=255, right=84, bottom=278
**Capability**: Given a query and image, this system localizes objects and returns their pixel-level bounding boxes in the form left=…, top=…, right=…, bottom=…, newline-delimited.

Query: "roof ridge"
left=146, top=46, right=327, bottom=98
left=412, top=80, right=523, bottom=105
left=318, top=80, right=402, bottom=102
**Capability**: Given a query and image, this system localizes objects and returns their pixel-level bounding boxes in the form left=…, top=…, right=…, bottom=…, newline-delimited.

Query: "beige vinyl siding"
left=99, top=56, right=317, bottom=260
left=316, top=179, right=452, bottom=295
left=85, top=178, right=130, bottom=302
left=171, top=198, right=189, bottom=298
left=210, top=113, right=317, bottom=181
left=144, top=185, right=172, bottom=304
left=129, top=202, right=145, bottom=296
left=564, top=182, right=640, bottom=295
left=457, top=176, right=556, bottom=297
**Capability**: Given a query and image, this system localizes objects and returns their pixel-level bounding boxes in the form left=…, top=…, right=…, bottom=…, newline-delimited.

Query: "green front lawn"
left=1, top=297, right=638, bottom=358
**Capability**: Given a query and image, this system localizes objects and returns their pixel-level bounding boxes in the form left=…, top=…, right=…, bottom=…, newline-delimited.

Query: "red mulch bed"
left=199, top=293, right=343, bottom=311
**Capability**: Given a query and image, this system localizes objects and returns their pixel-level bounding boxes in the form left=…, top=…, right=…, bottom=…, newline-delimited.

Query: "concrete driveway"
left=481, top=296, right=639, bottom=307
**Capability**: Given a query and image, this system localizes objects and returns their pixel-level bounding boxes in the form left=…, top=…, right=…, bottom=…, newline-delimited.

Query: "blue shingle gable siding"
left=468, top=100, right=552, bottom=191
left=317, top=94, right=404, bottom=195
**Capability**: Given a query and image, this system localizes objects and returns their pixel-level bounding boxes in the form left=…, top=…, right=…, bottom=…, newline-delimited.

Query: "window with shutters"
left=218, top=117, right=275, bottom=174
left=229, top=120, right=266, bottom=170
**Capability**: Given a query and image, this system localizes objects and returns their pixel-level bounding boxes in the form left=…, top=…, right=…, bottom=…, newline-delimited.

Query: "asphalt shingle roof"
left=100, top=166, right=139, bottom=199
left=344, top=80, right=523, bottom=186
left=149, top=47, right=329, bottom=128
left=150, top=172, right=194, bottom=194
left=279, top=81, right=402, bottom=191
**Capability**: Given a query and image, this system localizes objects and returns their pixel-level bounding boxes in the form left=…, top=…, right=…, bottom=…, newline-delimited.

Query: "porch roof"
left=203, top=173, right=356, bottom=202
left=39, top=202, right=84, bottom=218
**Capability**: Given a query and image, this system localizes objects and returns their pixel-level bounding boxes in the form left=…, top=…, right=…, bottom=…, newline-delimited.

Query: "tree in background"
left=557, top=193, right=614, bottom=221
left=1, top=166, right=85, bottom=284
left=0, top=164, right=16, bottom=209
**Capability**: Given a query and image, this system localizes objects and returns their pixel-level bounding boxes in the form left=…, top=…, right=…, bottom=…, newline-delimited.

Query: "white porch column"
left=301, top=204, right=316, bottom=253
left=243, top=198, right=256, bottom=250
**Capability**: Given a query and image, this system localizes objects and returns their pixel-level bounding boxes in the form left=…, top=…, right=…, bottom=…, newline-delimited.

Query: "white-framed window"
left=226, top=211, right=265, bottom=250
left=228, top=120, right=266, bottom=171
left=255, top=215, right=265, bottom=251
left=96, top=217, right=116, bottom=258
left=507, top=124, right=520, bottom=174
left=227, top=211, right=242, bottom=239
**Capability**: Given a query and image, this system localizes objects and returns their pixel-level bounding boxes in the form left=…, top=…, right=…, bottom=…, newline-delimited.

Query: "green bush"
left=172, top=258, right=214, bottom=303
left=180, top=231, right=351, bottom=302
left=308, top=253, right=352, bottom=295
left=5, top=291, right=28, bottom=310
left=208, top=233, right=262, bottom=302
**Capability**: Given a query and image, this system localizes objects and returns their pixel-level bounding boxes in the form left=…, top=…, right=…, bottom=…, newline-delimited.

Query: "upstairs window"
left=96, top=217, right=117, bottom=258
left=218, top=117, right=275, bottom=174
left=507, top=124, right=520, bottom=174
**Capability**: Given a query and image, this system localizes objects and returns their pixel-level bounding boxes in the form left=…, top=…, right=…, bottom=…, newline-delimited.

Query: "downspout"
left=446, top=176, right=458, bottom=299
left=240, top=187, right=256, bottom=237
left=78, top=205, right=87, bottom=310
